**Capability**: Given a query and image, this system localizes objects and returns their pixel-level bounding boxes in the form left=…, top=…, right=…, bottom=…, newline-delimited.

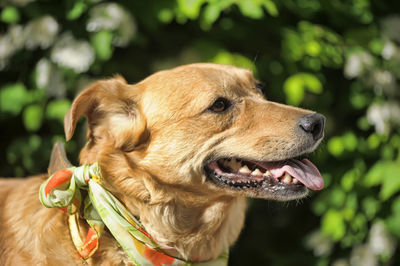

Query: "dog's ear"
left=64, top=76, right=147, bottom=151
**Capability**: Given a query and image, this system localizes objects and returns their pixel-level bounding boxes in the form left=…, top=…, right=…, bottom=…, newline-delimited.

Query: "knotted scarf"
left=39, top=163, right=228, bottom=266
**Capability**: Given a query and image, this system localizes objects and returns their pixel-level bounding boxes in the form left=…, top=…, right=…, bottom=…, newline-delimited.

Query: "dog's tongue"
left=259, top=159, right=324, bottom=190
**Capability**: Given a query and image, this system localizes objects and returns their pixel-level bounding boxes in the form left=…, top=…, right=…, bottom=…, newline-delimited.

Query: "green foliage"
left=46, top=99, right=71, bottom=123
left=23, top=104, right=43, bottom=132
left=1, top=6, right=20, bottom=24
left=283, top=73, right=322, bottom=105
left=1, top=0, right=400, bottom=265
left=91, top=31, right=114, bottom=61
left=322, top=209, right=346, bottom=241
left=0, top=83, right=29, bottom=115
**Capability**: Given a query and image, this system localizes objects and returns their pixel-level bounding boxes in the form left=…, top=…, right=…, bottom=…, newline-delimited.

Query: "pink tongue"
left=259, top=159, right=324, bottom=190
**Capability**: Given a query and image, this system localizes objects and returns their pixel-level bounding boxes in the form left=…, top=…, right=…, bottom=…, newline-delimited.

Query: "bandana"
left=39, top=163, right=228, bottom=266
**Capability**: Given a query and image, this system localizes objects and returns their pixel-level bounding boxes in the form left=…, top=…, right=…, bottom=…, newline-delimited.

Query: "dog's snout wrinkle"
left=298, top=113, right=325, bottom=141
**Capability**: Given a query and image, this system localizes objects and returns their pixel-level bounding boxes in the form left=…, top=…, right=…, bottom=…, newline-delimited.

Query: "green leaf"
left=341, top=170, right=356, bottom=191
left=262, top=0, right=278, bottom=17
left=380, top=162, right=400, bottom=200
left=237, top=0, right=263, bottom=19
left=343, top=193, right=358, bottom=221
left=362, top=197, right=381, bottom=220
left=177, top=0, right=205, bottom=19
left=386, top=202, right=400, bottom=238
left=321, top=209, right=346, bottom=241
left=23, top=105, right=44, bottom=132
left=342, top=132, right=358, bottom=151
left=329, top=188, right=346, bottom=208
left=302, top=73, right=323, bottom=93
left=46, top=99, right=71, bottom=123
left=91, top=31, right=114, bottom=61
left=0, top=83, right=29, bottom=115
left=363, top=161, right=387, bottom=187
left=349, top=213, right=367, bottom=232
left=367, top=133, right=381, bottom=150
left=212, top=51, right=257, bottom=74
left=283, top=73, right=322, bottom=106
left=283, top=76, right=304, bottom=106
left=391, top=196, right=400, bottom=214
left=202, top=4, right=221, bottom=26
left=327, top=137, right=344, bottom=157
left=158, top=8, right=174, bottom=23
left=305, top=41, right=321, bottom=56
left=387, top=214, right=400, bottom=238
left=1, top=6, right=20, bottom=24
left=67, top=1, right=87, bottom=20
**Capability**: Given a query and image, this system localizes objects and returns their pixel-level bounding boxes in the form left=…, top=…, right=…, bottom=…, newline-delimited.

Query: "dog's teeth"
left=283, top=173, right=292, bottom=184
left=263, top=170, right=271, bottom=177
left=239, top=165, right=251, bottom=174
left=293, top=178, right=299, bottom=184
left=251, top=168, right=263, bottom=176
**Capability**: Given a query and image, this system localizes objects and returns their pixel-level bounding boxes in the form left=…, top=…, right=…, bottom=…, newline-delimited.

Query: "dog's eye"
left=255, top=81, right=265, bottom=94
left=209, top=97, right=231, bottom=113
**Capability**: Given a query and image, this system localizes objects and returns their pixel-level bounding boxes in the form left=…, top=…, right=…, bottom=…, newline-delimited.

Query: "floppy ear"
left=64, top=76, right=147, bottom=151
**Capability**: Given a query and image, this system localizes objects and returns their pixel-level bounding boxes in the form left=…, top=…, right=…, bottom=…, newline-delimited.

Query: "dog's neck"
left=123, top=194, right=246, bottom=261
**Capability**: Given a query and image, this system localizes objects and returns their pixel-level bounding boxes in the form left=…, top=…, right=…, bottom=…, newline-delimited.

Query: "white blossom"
left=367, top=69, right=397, bottom=96
left=87, top=3, right=136, bottom=47
left=51, top=33, right=95, bottom=73
left=344, top=51, right=373, bottom=79
left=332, top=259, right=350, bottom=266
left=367, top=102, right=400, bottom=134
left=368, top=221, right=396, bottom=257
left=0, top=25, right=24, bottom=70
left=382, top=41, right=397, bottom=60
left=35, top=58, right=66, bottom=98
left=305, top=230, right=333, bottom=257
left=24, top=16, right=59, bottom=50
left=350, top=244, right=377, bottom=266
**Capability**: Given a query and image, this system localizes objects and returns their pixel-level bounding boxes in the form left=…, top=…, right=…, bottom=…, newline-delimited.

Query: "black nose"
left=298, top=113, right=326, bottom=141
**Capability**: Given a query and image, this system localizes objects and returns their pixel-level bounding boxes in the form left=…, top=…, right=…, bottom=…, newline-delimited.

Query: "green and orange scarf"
left=39, top=163, right=228, bottom=266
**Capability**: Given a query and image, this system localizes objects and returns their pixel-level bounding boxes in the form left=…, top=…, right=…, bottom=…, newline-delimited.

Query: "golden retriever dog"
left=0, top=63, right=325, bottom=265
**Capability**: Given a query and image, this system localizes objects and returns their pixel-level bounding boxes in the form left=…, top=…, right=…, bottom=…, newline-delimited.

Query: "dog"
left=0, top=63, right=325, bottom=265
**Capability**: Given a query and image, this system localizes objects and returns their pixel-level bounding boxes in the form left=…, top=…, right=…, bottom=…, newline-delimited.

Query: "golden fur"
left=0, top=63, right=322, bottom=265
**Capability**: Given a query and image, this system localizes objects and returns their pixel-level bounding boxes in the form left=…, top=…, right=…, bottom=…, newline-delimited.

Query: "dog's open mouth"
left=204, top=157, right=324, bottom=199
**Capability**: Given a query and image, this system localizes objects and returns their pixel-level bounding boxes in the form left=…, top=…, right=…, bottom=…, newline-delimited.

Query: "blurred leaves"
left=91, top=30, right=114, bottom=61
left=1, top=6, right=20, bottom=24
left=322, top=209, right=346, bottom=241
left=0, top=83, right=29, bottom=115
left=283, top=73, right=322, bottom=105
left=364, top=161, right=400, bottom=200
left=23, top=104, right=43, bottom=132
left=46, top=99, right=71, bottom=123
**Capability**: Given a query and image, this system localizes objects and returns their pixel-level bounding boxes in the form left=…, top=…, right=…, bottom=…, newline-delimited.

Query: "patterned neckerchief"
left=39, top=163, right=228, bottom=266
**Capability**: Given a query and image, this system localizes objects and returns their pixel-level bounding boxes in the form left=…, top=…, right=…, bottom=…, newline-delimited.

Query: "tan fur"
left=0, top=63, right=321, bottom=265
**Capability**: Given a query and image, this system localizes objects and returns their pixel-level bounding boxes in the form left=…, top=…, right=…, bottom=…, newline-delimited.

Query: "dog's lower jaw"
left=136, top=196, right=247, bottom=262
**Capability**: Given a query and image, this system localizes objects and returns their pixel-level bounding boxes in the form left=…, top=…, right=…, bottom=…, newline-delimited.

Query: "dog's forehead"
left=141, top=63, right=256, bottom=96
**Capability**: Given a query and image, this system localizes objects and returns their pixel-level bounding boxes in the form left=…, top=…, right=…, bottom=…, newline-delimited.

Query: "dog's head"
left=64, top=63, right=324, bottom=204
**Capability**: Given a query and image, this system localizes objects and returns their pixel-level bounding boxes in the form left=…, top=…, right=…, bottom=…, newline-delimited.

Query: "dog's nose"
left=298, top=113, right=326, bottom=141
